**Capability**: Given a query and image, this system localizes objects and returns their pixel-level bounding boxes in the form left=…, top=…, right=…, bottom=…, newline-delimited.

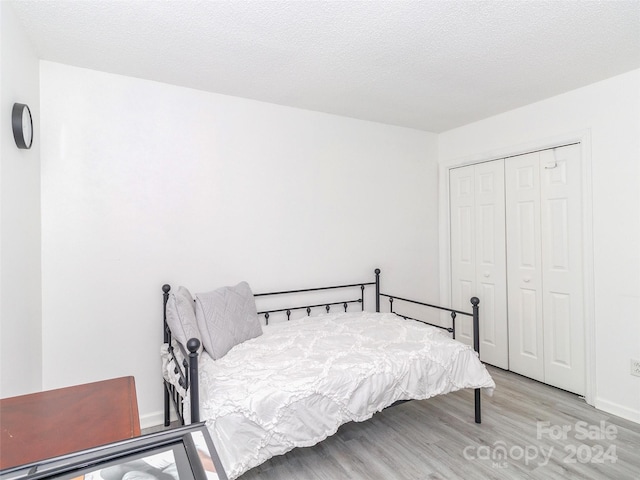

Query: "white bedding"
left=187, top=311, right=495, bottom=479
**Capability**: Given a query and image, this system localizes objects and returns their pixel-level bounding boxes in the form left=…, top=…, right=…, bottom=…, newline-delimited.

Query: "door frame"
left=438, top=129, right=596, bottom=406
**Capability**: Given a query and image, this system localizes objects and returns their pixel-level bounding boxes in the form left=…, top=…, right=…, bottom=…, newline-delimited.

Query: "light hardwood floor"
left=236, top=366, right=640, bottom=480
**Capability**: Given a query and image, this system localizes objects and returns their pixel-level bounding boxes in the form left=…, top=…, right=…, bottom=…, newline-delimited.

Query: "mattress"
left=187, top=311, right=495, bottom=479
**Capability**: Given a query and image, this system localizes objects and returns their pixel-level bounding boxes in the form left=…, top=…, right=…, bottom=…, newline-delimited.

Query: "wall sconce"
left=12, top=103, right=33, bottom=149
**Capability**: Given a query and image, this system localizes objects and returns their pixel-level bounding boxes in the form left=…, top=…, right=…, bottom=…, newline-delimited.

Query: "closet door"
left=450, top=160, right=508, bottom=369
left=506, top=153, right=545, bottom=381
left=505, top=144, right=585, bottom=395
left=450, top=166, right=476, bottom=344
left=540, top=145, right=584, bottom=395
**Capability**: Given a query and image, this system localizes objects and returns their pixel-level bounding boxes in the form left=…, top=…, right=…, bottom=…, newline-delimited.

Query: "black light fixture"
left=11, top=102, right=33, bottom=149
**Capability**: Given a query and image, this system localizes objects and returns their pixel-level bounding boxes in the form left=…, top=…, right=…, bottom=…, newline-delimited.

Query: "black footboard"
left=162, top=268, right=485, bottom=427
left=379, top=291, right=482, bottom=423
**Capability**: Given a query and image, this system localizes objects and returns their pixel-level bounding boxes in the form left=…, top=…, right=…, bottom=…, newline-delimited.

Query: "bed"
left=161, top=269, right=495, bottom=479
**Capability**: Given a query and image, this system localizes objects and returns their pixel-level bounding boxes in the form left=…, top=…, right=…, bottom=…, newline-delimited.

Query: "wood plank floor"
left=237, top=366, right=640, bottom=480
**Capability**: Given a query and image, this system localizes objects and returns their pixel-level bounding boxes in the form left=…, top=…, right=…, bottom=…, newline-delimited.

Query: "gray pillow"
left=195, top=281, right=262, bottom=360
left=165, top=286, right=202, bottom=353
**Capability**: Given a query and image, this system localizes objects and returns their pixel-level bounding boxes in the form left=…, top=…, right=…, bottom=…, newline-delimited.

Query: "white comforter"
left=194, top=311, right=495, bottom=479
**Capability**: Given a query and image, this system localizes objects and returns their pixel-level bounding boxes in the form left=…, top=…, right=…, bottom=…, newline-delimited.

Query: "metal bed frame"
left=162, top=268, right=483, bottom=428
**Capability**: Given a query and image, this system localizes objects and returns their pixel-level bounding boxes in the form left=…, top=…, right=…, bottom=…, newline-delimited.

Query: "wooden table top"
left=0, top=376, right=141, bottom=470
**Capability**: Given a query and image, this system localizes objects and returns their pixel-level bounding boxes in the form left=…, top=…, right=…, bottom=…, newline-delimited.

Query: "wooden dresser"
left=0, top=376, right=141, bottom=470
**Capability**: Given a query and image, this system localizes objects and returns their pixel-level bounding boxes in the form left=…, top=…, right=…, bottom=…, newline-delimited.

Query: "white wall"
left=18, top=25, right=638, bottom=429
left=39, top=62, right=438, bottom=426
left=438, top=69, right=640, bottom=423
left=0, top=3, right=42, bottom=398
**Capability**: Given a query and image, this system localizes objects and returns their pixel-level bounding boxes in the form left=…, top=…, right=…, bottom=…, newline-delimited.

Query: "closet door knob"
left=483, top=272, right=490, bottom=278
left=523, top=277, right=531, bottom=283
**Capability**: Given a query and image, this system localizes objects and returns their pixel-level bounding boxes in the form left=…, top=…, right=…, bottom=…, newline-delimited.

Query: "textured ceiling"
left=8, top=0, right=640, bottom=132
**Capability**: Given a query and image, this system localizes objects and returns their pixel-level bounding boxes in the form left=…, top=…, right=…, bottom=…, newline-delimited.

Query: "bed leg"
left=164, top=383, right=170, bottom=427
left=187, top=338, right=201, bottom=423
left=375, top=268, right=380, bottom=312
left=471, top=297, right=481, bottom=424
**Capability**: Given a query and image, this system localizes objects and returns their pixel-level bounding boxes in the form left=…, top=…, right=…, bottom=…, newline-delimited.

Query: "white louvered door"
left=450, top=159, right=508, bottom=369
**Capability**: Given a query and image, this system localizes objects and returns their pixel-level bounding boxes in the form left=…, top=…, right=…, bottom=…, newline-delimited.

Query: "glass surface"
left=58, top=446, right=188, bottom=480
left=0, top=424, right=226, bottom=480
left=190, top=431, right=219, bottom=480
left=22, top=107, right=32, bottom=145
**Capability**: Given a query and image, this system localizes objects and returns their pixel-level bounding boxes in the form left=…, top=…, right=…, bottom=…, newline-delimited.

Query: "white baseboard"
left=595, top=397, right=640, bottom=424
left=139, top=409, right=177, bottom=431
